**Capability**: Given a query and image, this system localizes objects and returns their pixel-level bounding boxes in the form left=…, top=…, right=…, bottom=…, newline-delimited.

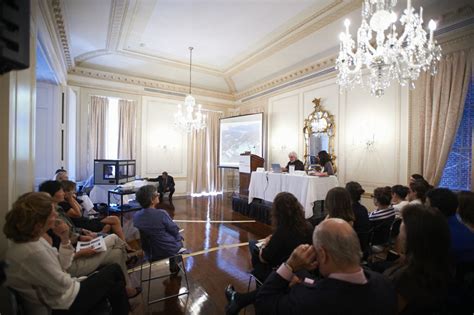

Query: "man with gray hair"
left=282, top=151, right=304, bottom=172
left=254, top=218, right=397, bottom=314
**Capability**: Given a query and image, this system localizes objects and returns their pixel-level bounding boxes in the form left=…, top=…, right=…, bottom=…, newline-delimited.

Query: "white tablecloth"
left=248, top=172, right=339, bottom=218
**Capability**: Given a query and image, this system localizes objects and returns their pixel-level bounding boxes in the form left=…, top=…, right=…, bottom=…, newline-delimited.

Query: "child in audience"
left=3, top=192, right=130, bottom=314
left=369, top=187, right=395, bottom=222
left=248, top=192, right=313, bottom=282
left=384, top=204, right=452, bottom=313
left=391, top=185, right=409, bottom=217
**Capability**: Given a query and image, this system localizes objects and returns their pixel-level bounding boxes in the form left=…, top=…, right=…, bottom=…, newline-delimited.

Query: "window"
left=105, top=97, right=119, bottom=159
left=439, top=80, right=474, bottom=191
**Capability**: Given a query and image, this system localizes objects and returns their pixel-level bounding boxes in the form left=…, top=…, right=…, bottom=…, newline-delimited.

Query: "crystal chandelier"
left=174, top=47, right=206, bottom=132
left=336, top=0, right=442, bottom=97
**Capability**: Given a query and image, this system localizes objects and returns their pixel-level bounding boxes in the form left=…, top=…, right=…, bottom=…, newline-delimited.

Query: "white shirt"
left=5, top=238, right=80, bottom=312
left=393, top=200, right=409, bottom=217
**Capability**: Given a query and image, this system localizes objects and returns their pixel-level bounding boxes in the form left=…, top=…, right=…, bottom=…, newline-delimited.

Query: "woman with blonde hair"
left=4, top=192, right=129, bottom=314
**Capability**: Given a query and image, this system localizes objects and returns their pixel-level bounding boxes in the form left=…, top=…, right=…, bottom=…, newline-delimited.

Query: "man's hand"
left=52, top=220, right=70, bottom=244
left=286, top=244, right=318, bottom=272
left=79, top=235, right=93, bottom=242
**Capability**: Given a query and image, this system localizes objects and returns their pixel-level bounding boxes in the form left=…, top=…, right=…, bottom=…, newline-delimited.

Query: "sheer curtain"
left=188, top=111, right=223, bottom=194
left=117, top=99, right=137, bottom=160
left=87, top=96, right=109, bottom=176
left=413, top=49, right=473, bottom=185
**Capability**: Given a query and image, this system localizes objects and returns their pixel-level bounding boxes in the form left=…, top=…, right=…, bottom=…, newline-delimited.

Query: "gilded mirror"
left=303, top=98, right=336, bottom=170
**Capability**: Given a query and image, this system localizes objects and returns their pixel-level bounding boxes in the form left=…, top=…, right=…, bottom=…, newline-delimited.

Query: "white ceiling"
left=61, top=0, right=473, bottom=96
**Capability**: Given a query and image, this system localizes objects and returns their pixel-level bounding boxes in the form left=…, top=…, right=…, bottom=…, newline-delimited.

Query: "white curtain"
left=188, top=111, right=223, bottom=194
left=413, top=49, right=473, bottom=185
left=117, top=99, right=137, bottom=160
left=87, top=96, right=109, bottom=176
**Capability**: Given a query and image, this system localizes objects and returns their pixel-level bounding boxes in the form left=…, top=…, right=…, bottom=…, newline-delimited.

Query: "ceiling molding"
left=224, top=77, right=237, bottom=94
left=224, top=0, right=361, bottom=76
left=106, top=0, right=130, bottom=50
left=51, top=0, right=74, bottom=69
left=75, top=49, right=113, bottom=65
left=69, top=66, right=235, bottom=101
left=236, top=54, right=337, bottom=100
left=35, top=0, right=68, bottom=85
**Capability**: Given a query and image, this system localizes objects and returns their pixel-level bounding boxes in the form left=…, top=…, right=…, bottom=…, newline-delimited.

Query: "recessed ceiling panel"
left=124, top=0, right=332, bottom=69
left=82, top=53, right=229, bottom=92
left=63, top=0, right=112, bottom=58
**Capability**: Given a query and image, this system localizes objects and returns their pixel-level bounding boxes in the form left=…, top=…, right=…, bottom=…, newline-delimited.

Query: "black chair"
left=138, top=230, right=189, bottom=305
left=368, top=216, right=396, bottom=258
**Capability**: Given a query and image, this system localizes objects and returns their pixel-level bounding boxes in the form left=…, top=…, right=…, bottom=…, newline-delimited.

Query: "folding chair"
left=138, top=230, right=189, bottom=305
left=368, top=216, right=396, bottom=260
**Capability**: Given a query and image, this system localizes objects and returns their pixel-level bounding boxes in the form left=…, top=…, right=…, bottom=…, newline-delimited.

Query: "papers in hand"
left=76, top=236, right=107, bottom=252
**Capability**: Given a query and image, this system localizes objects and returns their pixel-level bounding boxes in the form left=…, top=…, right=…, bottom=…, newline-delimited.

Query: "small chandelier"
left=174, top=47, right=206, bottom=132
left=336, top=0, right=442, bottom=97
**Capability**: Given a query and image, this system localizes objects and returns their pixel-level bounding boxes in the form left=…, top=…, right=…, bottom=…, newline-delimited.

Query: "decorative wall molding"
left=107, top=0, right=129, bottom=50
left=68, top=67, right=235, bottom=101
left=51, top=0, right=74, bottom=69
left=236, top=56, right=336, bottom=102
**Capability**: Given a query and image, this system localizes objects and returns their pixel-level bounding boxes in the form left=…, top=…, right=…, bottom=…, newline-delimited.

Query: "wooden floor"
left=127, top=193, right=272, bottom=315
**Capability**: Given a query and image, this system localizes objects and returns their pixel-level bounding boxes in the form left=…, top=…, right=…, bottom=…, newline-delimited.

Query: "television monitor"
left=94, top=159, right=136, bottom=185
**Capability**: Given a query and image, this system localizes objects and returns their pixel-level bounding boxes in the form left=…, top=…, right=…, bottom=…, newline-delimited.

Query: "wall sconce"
left=364, top=134, right=376, bottom=152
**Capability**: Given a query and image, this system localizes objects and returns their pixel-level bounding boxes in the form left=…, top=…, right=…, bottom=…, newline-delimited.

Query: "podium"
left=239, top=153, right=264, bottom=196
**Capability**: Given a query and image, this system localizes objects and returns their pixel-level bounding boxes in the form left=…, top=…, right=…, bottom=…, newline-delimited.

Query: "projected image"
left=219, top=113, right=263, bottom=168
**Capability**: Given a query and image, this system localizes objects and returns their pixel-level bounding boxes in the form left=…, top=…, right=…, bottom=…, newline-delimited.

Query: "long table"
left=248, top=172, right=339, bottom=218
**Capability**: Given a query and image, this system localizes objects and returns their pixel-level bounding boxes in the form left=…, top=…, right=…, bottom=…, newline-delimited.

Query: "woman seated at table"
left=248, top=192, right=313, bottom=281
left=318, top=150, right=334, bottom=175
left=3, top=192, right=130, bottom=314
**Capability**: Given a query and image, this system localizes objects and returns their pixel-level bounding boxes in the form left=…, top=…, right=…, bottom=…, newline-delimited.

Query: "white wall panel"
left=268, top=94, right=300, bottom=167
left=141, top=96, right=187, bottom=194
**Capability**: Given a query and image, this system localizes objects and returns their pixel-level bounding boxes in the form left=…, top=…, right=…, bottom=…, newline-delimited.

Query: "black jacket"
left=255, top=269, right=397, bottom=315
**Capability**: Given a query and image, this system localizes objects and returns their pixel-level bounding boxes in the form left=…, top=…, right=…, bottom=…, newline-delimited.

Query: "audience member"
left=391, top=185, right=409, bottom=217
left=247, top=192, right=312, bottom=282
left=133, top=185, right=185, bottom=272
left=409, top=173, right=424, bottom=184
left=384, top=204, right=452, bottom=313
left=282, top=151, right=305, bottom=172
left=345, top=181, right=370, bottom=234
left=3, top=192, right=129, bottom=314
left=59, top=180, right=126, bottom=241
left=369, top=186, right=395, bottom=222
left=250, top=219, right=396, bottom=314
left=458, top=191, right=474, bottom=232
left=53, top=169, right=69, bottom=181
left=318, top=150, right=334, bottom=175
left=324, top=187, right=355, bottom=224
left=426, top=188, right=474, bottom=263
left=407, top=179, right=429, bottom=204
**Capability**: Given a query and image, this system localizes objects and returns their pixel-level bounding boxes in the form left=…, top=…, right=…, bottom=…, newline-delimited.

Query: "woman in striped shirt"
left=369, top=186, right=395, bottom=222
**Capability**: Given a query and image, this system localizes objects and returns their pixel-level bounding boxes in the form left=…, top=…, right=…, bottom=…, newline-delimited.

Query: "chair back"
left=370, top=216, right=395, bottom=246
left=389, top=217, right=402, bottom=244
left=138, top=229, right=153, bottom=261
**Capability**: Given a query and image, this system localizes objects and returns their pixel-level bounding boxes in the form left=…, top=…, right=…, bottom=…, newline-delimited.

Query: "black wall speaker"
left=0, top=0, right=30, bottom=75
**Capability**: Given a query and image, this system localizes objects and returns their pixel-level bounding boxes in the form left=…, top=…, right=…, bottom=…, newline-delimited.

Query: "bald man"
left=255, top=218, right=397, bottom=315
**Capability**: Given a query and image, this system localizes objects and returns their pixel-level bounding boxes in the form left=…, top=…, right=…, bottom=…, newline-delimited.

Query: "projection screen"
left=219, top=113, right=263, bottom=168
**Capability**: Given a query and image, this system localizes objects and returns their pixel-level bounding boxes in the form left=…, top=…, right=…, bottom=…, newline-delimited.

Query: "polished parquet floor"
left=128, top=193, right=272, bottom=315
